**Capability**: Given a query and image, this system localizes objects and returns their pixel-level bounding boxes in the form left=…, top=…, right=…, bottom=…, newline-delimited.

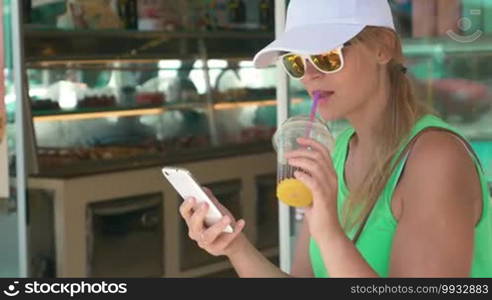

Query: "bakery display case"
left=17, top=0, right=284, bottom=178
left=26, top=55, right=283, bottom=177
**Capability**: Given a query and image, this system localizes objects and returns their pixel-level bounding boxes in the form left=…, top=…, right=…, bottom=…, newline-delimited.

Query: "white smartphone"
left=162, top=167, right=233, bottom=233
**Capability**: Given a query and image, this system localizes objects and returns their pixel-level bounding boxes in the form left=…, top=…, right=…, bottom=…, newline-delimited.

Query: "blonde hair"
left=341, top=26, right=433, bottom=233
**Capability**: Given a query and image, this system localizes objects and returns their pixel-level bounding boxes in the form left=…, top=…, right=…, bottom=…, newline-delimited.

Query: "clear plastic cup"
left=272, top=115, right=335, bottom=207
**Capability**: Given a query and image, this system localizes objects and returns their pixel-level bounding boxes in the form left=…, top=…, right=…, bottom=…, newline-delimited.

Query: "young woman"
left=179, top=0, right=492, bottom=277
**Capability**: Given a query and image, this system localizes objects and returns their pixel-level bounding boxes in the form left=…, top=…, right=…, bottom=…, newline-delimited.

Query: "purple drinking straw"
left=305, top=91, right=321, bottom=138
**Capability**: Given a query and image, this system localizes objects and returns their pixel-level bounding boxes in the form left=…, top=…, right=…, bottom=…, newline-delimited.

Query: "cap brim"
left=253, top=23, right=365, bottom=68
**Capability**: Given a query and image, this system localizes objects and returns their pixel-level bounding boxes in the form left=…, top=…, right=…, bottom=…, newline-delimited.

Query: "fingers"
left=180, top=189, right=245, bottom=256
left=196, top=218, right=246, bottom=256
left=285, top=138, right=333, bottom=166
left=212, top=219, right=246, bottom=250
left=200, top=215, right=232, bottom=246
left=285, top=147, right=328, bottom=165
left=286, top=142, right=336, bottom=186
left=286, top=149, right=331, bottom=176
left=189, top=202, right=209, bottom=235
left=202, top=187, right=220, bottom=207
left=202, top=186, right=213, bottom=195
left=179, top=197, right=196, bottom=221
left=288, top=157, right=331, bottom=181
left=201, top=186, right=233, bottom=219
left=297, top=137, right=332, bottom=160
left=293, top=169, right=321, bottom=195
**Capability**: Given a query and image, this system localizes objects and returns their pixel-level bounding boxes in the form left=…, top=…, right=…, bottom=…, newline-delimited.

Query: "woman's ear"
left=375, top=31, right=395, bottom=66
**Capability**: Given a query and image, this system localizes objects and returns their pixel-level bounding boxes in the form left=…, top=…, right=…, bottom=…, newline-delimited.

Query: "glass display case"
left=13, top=0, right=284, bottom=177
left=23, top=31, right=290, bottom=177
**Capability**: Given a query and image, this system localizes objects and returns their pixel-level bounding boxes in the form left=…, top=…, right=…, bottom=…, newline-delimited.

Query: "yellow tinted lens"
left=282, top=54, right=304, bottom=78
left=311, top=50, right=342, bottom=73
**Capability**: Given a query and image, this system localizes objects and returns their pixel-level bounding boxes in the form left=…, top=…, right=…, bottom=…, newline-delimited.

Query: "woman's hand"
left=179, top=187, right=246, bottom=257
left=285, top=137, right=343, bottom=241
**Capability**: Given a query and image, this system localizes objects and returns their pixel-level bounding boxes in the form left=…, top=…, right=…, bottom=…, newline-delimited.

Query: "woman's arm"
left=228, top=217, right=314, bottom=277
left=227, top=234, right=289, bottom=277
left=290, top=218, right=315, bottom=277
left=180, top=190, right=289, bottom=277
left=389, top=131, right=481, bottom=277
left=316, top=228, right=379, bottom=277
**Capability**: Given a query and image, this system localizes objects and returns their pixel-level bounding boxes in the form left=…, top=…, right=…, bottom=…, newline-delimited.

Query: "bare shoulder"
left=399, top=129, right=482, bottom=222
left=407, top=129, right=476, bottom=171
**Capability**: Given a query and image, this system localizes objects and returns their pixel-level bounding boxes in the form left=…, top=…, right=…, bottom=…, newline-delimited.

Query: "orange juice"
left=276, top=178, right=312, bottom=207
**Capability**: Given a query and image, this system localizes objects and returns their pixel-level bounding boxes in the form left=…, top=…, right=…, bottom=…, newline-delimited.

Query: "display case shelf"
left=32, top=103, right=207, bottom=121
left=33, top=142, right=273, bottom=179
left=31, top=98, right=301, bottom=122
left=24, top=28, right=275, bottom=62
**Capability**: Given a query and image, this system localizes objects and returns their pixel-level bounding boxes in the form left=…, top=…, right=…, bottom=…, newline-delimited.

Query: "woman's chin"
left=319, top=111, right=340, bottom=122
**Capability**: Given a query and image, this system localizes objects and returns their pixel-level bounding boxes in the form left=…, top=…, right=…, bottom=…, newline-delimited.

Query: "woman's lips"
left=312, top=90, right=335, bottom=102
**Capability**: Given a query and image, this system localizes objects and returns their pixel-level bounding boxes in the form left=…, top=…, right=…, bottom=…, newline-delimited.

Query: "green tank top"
left=309, top=114, right=492, bottom=277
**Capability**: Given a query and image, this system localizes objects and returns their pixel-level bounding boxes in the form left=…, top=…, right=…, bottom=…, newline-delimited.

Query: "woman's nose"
left=302, top=59, right=323, bottom=82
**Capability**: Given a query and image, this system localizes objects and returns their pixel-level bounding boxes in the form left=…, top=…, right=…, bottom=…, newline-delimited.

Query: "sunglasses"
left=279, top=42, right=351, bottom=80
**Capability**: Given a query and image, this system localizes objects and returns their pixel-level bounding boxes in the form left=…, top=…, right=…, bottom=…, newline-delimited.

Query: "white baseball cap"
left=253, top=0, right=396, bottom=68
